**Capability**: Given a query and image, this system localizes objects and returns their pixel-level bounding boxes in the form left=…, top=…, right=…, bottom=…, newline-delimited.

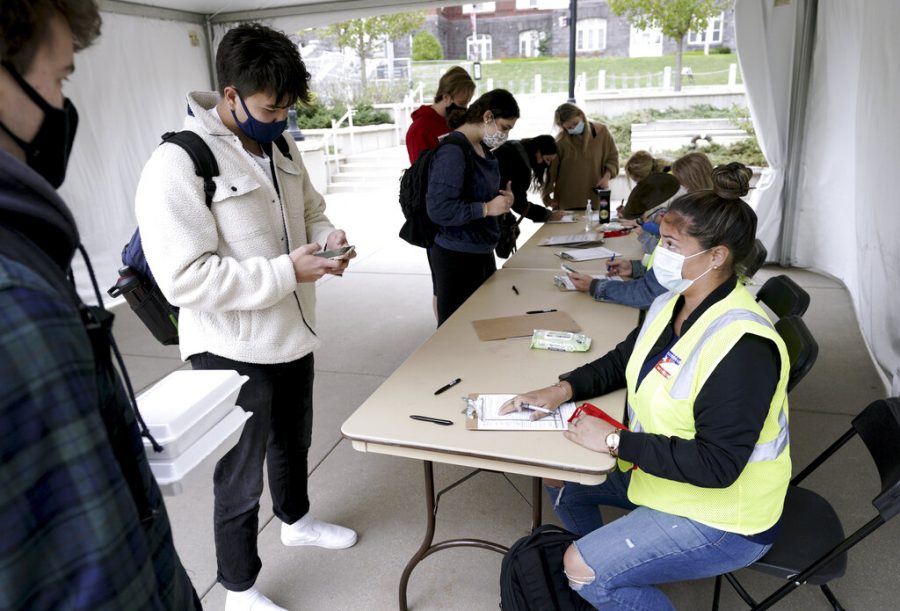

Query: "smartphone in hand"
left=314, top=245, right=355, bottom=260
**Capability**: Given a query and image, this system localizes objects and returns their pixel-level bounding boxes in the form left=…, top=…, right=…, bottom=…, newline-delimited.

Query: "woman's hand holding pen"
left=606, top=258, right=632, bottom=278
left=498, top=382, right=573, bottom=420
left=485, top=181, right=514, bottom=216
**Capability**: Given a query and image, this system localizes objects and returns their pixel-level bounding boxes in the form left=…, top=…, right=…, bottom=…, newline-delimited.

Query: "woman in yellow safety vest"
left=502, top=162, right=790, bottom=610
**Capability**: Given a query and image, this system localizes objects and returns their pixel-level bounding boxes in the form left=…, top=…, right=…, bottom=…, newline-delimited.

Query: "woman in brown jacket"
left=543, top=103, right=619, bottom=211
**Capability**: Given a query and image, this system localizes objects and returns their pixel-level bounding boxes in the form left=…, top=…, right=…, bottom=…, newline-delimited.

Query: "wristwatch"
left=606, top=431, right=621, bottom=457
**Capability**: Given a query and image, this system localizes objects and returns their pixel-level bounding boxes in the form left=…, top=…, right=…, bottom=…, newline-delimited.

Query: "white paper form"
left=538, top=232, right=603, bottom=246
left=470, top=394, right=578, bottom=431
left=558, top=246, right=621, bottom=261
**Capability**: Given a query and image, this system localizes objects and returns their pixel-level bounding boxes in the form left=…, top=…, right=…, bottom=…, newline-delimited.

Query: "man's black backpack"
left=499, top=524, right=593, bottom=611
left=108, top=131, right=291, bottom=346
left=398, top=137, right=474, bottom=248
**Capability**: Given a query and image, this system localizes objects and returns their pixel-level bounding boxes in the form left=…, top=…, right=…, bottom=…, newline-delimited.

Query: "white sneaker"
left=223, top=586, right=286, bottom=611
left=281, top=514, right=358, bottom=549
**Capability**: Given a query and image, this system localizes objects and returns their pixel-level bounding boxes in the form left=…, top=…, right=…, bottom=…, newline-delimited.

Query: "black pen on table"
left=434, top=377, right=461, bottom=395
left=410, top=415, right=453, bottom=426
left=512, top=285, right=519, bottom=295
left=526, top=309, right=557, bottom=315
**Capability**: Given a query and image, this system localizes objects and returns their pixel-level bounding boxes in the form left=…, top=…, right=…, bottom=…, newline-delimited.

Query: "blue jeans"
left=547, top=469, right=639, bottom=536
left=549, top=471, right=772, bottom=610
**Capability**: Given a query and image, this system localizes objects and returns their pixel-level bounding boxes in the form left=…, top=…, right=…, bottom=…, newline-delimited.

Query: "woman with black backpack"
left=425, top=89, right=518, bottom=325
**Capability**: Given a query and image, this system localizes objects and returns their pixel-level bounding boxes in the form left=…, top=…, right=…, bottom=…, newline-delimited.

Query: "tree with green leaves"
left=325, top=11, right=425, bottom=91
left=412, top=30, right=443, bottom=61
left=609, top=0, right=726, bottom=91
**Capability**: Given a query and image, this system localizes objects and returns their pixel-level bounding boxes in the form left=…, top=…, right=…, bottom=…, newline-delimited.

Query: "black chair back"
left=743, top=239, right=768, bottom=280
left=756, top=275, right=810, bottom=319
left=775, top=315, right=818, bottom=392
left=853, top=397, right=900, bottom=520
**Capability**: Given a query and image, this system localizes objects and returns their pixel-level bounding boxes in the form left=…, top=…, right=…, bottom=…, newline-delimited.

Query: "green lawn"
left=411, top=52, right=741, bottom=95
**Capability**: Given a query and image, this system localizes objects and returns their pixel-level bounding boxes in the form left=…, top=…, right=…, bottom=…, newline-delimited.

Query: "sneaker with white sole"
left=281, top=515, right=358, bottom=549
left=223, top=586, right=286, bottom=611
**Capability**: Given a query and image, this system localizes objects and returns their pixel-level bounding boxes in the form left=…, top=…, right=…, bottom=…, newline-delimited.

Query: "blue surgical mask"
left=653, top=245, right=713, bottom=294
left=566, top=120, right=585, bottom=136
left=231, top=92, right=287, bottom=144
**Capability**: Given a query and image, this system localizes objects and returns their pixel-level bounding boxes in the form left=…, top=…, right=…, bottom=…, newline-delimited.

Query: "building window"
left=515, top=0, right=568, bottom=8
left=462, top=3, right=496, bottom=14
left=576, top=18, right=607, bottom=52
left=688, top=12, right=724, bottom=45
left=467, top=34, right=493, bottom=61
left=519, top=30, right=545, bottom=57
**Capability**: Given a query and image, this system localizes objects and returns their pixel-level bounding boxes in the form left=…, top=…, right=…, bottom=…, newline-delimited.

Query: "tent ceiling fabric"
left=103, top=0, right=450, bottom=22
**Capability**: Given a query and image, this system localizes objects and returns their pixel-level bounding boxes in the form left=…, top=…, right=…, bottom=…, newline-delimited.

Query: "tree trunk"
left=357, top=35, right=368, bottom=93
left=674, top=35, right=684, bottom=92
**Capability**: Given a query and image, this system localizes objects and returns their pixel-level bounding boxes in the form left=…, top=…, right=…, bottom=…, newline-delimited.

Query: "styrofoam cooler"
left=137, top=370, right=252, bottom=493
left=138, top=369, right=248, bottom=460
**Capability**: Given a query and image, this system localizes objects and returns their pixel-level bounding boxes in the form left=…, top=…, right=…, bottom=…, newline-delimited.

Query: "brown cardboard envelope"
left=471, top=310, right=581, bottom=341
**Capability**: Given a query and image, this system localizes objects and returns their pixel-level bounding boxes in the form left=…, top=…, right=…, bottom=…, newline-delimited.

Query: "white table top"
left=502, top=219, right=646, bottom=274
left=341, top=268, right=639, bottom=484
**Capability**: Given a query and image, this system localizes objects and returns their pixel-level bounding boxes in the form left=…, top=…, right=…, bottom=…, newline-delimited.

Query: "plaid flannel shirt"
left=0, top=254, right=198, bottom=610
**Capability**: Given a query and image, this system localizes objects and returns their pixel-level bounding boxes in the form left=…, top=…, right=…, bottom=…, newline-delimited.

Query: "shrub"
left=593, top=105, right=765, bottom=167
left=293, top=101, right=392, bottom=129
left=412, top=31, right=443, bottom=61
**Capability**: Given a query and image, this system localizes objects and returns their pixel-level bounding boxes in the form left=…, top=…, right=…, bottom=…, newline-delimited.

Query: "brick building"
left=417, top=1, right=735, bottom=61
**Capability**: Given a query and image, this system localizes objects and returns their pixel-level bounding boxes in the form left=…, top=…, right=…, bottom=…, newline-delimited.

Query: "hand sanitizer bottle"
left=585, top=199, right=593, bottom=232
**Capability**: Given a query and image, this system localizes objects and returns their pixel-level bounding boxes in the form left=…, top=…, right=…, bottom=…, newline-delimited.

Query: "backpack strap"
left=160, top=131, right=219, bottom=208
left=273, top=134, right=293, bottom=160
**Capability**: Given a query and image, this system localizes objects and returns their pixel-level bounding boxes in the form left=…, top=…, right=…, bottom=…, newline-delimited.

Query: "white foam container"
left=138, top=370, right=248, bottom=460
left=149, top=406, right=251, bottom=491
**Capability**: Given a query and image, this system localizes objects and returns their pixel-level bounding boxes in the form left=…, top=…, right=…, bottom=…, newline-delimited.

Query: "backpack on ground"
left=108, top=131, right=290, bottom=346
left=398, top=137, right=474, bottom=248
left=499, top=524, right=594, bottom=611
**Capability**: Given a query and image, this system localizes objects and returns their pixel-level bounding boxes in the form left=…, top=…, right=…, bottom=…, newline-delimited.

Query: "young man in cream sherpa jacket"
left=136, top=23, right=357, bottom=611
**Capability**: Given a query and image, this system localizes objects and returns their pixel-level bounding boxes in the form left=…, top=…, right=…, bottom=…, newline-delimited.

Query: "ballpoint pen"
left=526, top=309, right=558, bottom=315
left=519, top=403, right=554, bottom=414
left=410, top=415, right=453, bottom=426
left=607, top=253, right=617, bottom=272
left=434, top=377, right=462, bottom=395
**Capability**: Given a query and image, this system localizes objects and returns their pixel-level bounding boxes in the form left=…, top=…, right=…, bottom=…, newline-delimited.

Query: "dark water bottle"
left=107, top=266, right=146, bottom=306
left=593, top=187, right=611, bottom=223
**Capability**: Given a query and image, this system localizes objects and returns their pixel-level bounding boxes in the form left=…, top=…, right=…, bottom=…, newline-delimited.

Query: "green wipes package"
left=530, top=330, right=592, bottom=352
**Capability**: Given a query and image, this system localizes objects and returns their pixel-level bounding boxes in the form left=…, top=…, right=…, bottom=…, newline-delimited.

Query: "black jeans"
left=431, top=243, right=496, bottom=326
left=190, top=352, right=314, bottom=592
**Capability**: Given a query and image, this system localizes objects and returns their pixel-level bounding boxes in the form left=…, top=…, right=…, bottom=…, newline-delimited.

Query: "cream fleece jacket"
left=135, top=91, right=335, bottom=364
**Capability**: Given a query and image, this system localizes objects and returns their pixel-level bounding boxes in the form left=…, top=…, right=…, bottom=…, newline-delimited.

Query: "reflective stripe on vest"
left=748, top=401, right=790, bottom=462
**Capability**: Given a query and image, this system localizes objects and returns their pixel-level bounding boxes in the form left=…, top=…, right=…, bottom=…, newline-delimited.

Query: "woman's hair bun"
left=711, top=162, right=752, bottom=199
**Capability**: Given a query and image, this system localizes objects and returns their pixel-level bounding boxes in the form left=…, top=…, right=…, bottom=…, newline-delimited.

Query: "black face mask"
left=0, top=62, right=79, bottom=188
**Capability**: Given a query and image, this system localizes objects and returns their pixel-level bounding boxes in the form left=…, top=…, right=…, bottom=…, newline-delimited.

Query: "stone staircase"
left=326, top=146, right=408, bottom=194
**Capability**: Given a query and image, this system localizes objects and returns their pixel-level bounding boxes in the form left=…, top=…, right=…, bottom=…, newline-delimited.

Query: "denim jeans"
left=549, top=470, right=772, bottom=610
left=570, top=507, right=772, bottom=610
left=546, top=468, right=638, bottom=536
left=190, top=352, right=314, bottom=592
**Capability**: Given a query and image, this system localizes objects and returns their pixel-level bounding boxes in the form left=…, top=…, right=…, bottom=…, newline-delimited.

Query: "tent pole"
left=779, top=0, right=819, bottom=265
left=204, top=19, right=219, bottom=92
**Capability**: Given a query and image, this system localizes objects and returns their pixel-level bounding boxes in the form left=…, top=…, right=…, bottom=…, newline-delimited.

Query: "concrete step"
left=330, top=171, right=403, bottom=183
left=326, top=182, right=398, bottom=194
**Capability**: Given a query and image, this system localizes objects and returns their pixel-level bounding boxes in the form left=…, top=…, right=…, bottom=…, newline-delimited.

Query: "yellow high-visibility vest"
left=621, top=283, right=791, bottom=535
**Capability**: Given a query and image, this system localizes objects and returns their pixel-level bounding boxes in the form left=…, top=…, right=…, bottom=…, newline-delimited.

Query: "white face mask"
left=653, top=245, right=713, bottom=293
left=567, top=120, right=585, bottom=135
left=483, top=118, right=508, bottom=149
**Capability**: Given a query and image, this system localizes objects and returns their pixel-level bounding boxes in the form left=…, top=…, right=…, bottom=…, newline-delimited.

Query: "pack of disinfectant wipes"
left=530, top=330, right=592, bottom=352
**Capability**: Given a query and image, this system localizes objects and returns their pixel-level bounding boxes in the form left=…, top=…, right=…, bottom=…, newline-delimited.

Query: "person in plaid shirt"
left=0, top=1, right=199, bottom=608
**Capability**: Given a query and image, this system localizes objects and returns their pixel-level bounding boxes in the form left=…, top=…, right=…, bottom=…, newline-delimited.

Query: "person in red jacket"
left=405, top=66, right=476, bottom=164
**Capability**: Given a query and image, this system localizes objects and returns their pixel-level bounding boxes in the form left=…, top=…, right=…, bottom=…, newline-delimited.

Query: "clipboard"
left=472, top=310, right=580, bottom=341
left=463, top=393, right=577, bottom=431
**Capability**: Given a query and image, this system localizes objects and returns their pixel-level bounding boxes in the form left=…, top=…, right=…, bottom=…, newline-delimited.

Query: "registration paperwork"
left=465, top=394, right=577, bottom=431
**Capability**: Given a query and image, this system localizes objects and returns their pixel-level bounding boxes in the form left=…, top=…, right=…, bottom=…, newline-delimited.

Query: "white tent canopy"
left=62, top=0, right=898, bottom=392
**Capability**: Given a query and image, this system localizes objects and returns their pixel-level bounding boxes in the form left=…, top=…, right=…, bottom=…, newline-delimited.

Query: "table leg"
left=530, top=476, right=543, bottom=531
left=398, top=461, right=509, bottom=611
left=399, top=461, right=437, bottom=611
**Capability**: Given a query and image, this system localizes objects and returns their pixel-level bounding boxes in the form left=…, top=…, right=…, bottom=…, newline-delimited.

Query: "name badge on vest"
left=654, top=350, right=682, bottom=379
